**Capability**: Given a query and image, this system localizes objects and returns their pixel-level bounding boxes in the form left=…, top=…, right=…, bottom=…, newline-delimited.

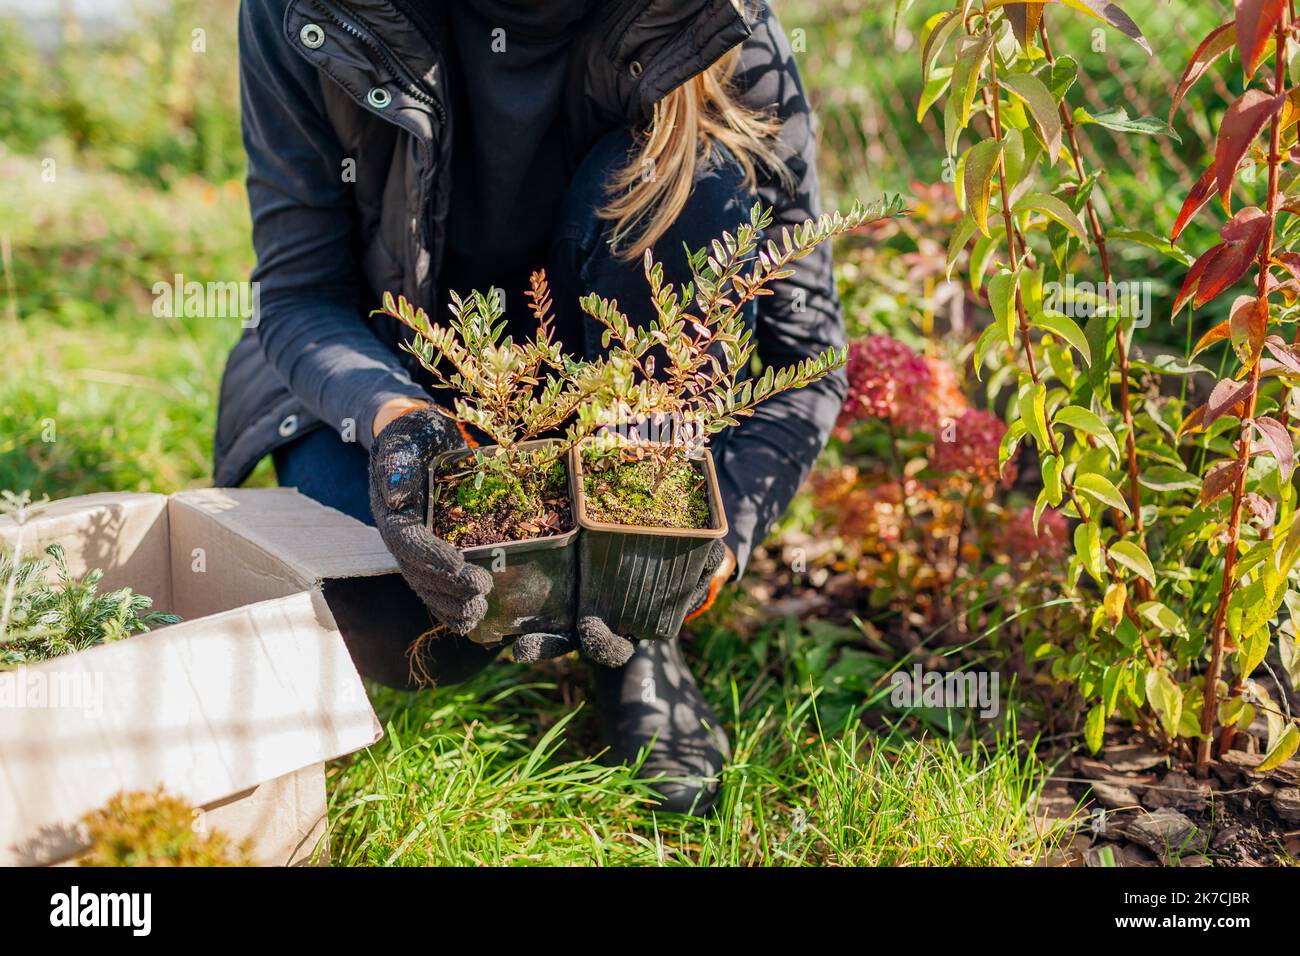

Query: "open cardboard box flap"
left=0, top=488, right=392, bottom=865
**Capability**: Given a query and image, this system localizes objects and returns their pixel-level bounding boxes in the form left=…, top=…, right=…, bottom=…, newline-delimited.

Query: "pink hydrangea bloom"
left=837, top=335, right=937, bottom=434
left=931, top=408, right=1012, bottom=483
left=996, top=506, right=1068, bottom=563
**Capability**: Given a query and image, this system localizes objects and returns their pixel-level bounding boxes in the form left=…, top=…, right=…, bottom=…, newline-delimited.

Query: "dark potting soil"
left=431, top=455, right=573, bottom=548
left=581, top=451, right=710, bottom=530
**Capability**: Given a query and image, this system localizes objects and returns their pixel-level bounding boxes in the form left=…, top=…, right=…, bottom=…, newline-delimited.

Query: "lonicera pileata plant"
left=919, top=0, right=1300, bottom=777
left=575, top=200, right=901, bottom=529
left=375, top=273, right=607, bottom=546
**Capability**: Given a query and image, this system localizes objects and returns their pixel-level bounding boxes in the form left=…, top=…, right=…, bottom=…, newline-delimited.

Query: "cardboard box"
left=0, top=488, right=402, bottom=866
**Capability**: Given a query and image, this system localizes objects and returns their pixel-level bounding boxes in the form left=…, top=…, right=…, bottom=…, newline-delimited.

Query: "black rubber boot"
left=589, top=637, right=730, bottom=816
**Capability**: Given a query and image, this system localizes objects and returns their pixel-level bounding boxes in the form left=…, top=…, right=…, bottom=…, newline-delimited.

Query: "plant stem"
left=1196, top=13, right=1288, bottom=777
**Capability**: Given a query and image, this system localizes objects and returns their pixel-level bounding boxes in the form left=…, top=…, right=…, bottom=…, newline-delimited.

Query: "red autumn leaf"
left=1005, top=3, right=1045, bottom=51
left=1251, top=415, right=1295, bottom=481
left=1073, top=0, right=1151, bottom=55
left=1173, top=242, right=1224, bottom=316
left=1273, top=251, right=1300, bottom=280
left=1265, top=334, right=1300, bottom=373
left=1191, top=318, right=1232, bottom=357
left=1179, top=402, right=1208, bottom=437
left=1202, top=376, right=1255, bottom=428
left=1170, top=21, right=1236, bottom=123
left=1275, top=281, right=1300, bottom=305
left=1220, top=204, right=1268, bottom=243
left=1282, top=87, right=1300, bottom=133
left=1195, top=206, right=1268, bottom=308
left=1200, top=457, right=1247, bottom=507
left=1228, top=295, right=1268, bottom=365
left=1242, top=491, right=1276, bottom=527
left=1260, top=358, right=1300, bottom=380
left=1172, top=160, right=1220, bottom=242
left=1235, top=0, right=1286, bottom=79
left=1216, top=89, right=1284, bottom=208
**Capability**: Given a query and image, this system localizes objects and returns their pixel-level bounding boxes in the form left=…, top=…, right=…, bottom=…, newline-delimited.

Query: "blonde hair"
left=599, top=46, right=790, bottom=260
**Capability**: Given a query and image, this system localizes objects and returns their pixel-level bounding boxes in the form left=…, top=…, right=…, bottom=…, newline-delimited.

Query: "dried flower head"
left=836, top=335, right=938, bottom=434
left=995, top=506, right=1068, bottom=563
left=924, top=354, right=969, bottom=424
left=931, top=408, right=1014, bottom=485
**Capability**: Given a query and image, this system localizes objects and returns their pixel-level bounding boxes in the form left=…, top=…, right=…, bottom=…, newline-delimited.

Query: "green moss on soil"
left=581, top=452, right=711, bottom=530
left=433, top=451, right=571, bottom=548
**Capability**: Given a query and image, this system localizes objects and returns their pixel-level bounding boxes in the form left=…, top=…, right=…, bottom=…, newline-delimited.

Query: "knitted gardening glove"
left=513, top=542, right=731, bottom=668
left=513, top=617, right=636, bottom=669
left=368, top=406, right=493, bottom=635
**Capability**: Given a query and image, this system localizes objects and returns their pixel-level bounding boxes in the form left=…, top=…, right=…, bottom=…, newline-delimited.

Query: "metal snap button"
left=299, top=23, right=325, bottom=49
left=629, top=60, right=643, bottom=78
left=367, top=87, right=392, bottom=109
left=410, top=216, right=418, bottom=237
left=278, top=414, right=299, bottom=437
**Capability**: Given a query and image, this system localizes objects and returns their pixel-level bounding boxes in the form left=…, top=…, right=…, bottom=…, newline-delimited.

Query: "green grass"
left=326, top=615, right=1065, bottom=866
left=0, top=154, right=274, bottom=495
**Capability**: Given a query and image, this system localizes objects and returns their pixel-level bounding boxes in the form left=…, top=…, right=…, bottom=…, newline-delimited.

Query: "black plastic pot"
left=427, top=439, right=577, bottom=647
left=570, top=441, right=728, bottom=642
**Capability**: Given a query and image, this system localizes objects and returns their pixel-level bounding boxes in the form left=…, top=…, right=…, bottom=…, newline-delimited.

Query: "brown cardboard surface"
left=202, top=763, right=329, bottom=866
left=171, top=488, right=397, bottom=586
left=0, top=488, right=386, bottom=867
left=0, top=492, right=174, bottom=613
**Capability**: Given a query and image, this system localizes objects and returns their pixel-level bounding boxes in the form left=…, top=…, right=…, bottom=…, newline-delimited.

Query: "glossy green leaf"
left=1000, top=71, right=1063, bottom=161
left=1137, top=465, right=1200, bottom=492
left=988, top=270, right=1019, bottom=344
left=1075, top=472, right=1131, bottom=516
left=1053, top=404, right=1118, bottom=459
left=1038, top=54, right=1078, bottom=102
left=1144, top=668, right=1183, bottom=740
left=1110, top=540, right=1156, bottom=587
left=963, top=138, right=1004, bottom=237
left=1019, top=380, right=1051, bottom=448
left=973, top=321, right=1007, bottom=380
left=1013, top=192, right=1089, bottom=244
left=1042, top=453, right=1064, bottom=506
left=1075, top=105, right=1181, bottom=143
left=1108, top=229, right=1195, bottom=267
left=1033, top=311, right=1093, bottom=365
left=1257, top=725, right=1299, bottom=773
left=1085, top=703, right=1105, bottom=754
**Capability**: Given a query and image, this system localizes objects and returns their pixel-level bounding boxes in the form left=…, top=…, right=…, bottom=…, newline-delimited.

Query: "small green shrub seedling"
left=576, top=200, right=901, bottom=527
left=375, top=272, right=608, bottom=546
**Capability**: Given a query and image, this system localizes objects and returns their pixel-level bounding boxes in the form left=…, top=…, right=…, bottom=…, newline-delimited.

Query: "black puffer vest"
left=213, top=0, right=754, bottom=485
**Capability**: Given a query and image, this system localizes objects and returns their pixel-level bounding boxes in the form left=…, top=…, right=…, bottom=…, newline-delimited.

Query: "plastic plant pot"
left=427, top=439, right=578, bottom=647
left=570, top=440, right=728, bottom=642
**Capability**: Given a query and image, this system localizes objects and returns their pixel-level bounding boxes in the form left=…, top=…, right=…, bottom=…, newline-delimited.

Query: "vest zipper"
left=315, top=0, right=447, bottom=125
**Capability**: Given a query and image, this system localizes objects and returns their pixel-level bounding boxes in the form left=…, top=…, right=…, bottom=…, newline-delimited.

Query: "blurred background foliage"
left=0, top=0, right=1232, bottom=497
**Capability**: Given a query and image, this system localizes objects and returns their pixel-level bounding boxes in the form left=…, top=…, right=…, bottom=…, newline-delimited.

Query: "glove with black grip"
left=368, top=407, right=493, bottom=634
left=513, top=540, right=728, bottom=668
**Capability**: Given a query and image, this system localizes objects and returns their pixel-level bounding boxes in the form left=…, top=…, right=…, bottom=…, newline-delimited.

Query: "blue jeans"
left=276, top=128, right=756, bottom=528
